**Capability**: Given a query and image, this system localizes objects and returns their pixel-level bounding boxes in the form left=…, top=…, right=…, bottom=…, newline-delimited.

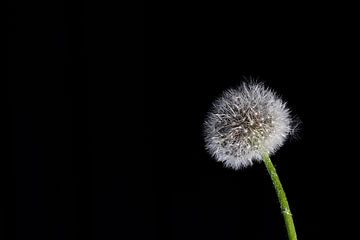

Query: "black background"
left=8, top=1, right=357, bottom=240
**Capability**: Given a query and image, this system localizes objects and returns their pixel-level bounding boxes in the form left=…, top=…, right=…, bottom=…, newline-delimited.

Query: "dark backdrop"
left=8, top=1, right=356, bottom=240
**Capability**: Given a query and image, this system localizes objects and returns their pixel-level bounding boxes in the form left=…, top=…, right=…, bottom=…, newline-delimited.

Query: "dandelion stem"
left=262, top=152, right=298, bottom=240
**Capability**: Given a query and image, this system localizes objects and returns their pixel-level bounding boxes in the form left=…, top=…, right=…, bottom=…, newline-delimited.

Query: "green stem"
left=262, top=152, right=298, bottom=240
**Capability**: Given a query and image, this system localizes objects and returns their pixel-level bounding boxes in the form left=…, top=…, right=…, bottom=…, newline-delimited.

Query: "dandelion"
left=204, top=81, right=298, bottom=240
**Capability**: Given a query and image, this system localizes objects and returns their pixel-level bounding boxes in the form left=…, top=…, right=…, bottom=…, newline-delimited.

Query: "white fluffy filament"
left=204, top=82, right=293, bottom=169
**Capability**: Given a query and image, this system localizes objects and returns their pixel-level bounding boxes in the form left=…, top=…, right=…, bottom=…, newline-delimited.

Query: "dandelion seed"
left=203, top=80, right=299, bottom=240
left=204, top=82, right=294, bottom=169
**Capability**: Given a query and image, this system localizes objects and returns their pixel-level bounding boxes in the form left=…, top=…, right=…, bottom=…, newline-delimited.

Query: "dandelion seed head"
left=204, top=82, right=294, bottom=169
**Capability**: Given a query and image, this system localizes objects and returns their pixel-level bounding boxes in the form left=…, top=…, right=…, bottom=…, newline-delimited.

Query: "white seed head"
left=204, top=82, right=294, bottom=169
